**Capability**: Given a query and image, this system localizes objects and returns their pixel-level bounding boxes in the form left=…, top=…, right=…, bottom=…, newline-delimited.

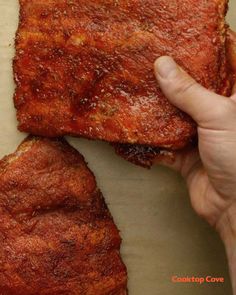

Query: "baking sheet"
left=0, top=1, right=235, bottom=294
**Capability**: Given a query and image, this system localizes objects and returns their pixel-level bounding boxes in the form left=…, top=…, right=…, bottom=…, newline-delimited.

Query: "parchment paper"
left=0, top=1, right=235, bottom=294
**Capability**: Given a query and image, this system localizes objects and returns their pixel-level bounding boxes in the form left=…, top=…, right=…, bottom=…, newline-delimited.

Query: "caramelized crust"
left=0, top=137, right=127, bottom=294
left=114, top=28, right=236, bottom=168
left=113, top=143, right=175, bottom=168
left=14, top=0, right=233, bottom=149
left=227, top=29, right=236, bottom=82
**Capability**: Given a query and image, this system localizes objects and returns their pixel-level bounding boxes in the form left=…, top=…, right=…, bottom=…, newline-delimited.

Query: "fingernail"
left=155, top=56, right=179, bottom=79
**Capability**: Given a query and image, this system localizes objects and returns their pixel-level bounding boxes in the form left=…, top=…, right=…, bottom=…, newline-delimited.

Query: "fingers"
left=154, top=56, right=234, bottom=130
left=156, top=147, right=200, bottom=178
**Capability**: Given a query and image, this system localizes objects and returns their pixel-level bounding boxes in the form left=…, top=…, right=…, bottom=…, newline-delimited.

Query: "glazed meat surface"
left=0, top=137, right=127, bottom=294
left=114, top=28, right=236, bottom=168
left=14, top=0, right=233, bottom=149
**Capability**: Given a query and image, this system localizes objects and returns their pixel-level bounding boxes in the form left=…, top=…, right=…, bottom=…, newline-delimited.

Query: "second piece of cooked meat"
left=14, top=0, right=233, bottom=151
left=0, top=137, right=127, bottom=295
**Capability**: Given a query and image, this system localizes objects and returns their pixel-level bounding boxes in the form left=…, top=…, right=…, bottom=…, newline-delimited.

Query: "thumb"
left=154, top=56, right=233, bottom=129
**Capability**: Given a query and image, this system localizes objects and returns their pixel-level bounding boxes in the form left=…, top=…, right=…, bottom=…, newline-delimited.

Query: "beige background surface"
left=0, top=1, right=235, bottom=294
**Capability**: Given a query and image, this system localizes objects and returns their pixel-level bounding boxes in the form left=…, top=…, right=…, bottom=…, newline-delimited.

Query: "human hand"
left=154, top=30, right=236, bottom=292
left=154, top=32, right=236, bottom=230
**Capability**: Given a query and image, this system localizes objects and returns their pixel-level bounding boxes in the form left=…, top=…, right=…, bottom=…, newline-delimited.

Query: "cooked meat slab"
left=0, top=137, right=127, bottom=295
left=114, top=28, right=236, bottom=168
left=14, top=0, right=233, bottom=149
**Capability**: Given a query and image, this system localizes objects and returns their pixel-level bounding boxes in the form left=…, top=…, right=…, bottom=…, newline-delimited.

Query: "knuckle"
left=218, top=100, right=236, bottom=117
left=201, top=98, right=236, bottom=128
left=173, top=76, right=197, bottom=97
